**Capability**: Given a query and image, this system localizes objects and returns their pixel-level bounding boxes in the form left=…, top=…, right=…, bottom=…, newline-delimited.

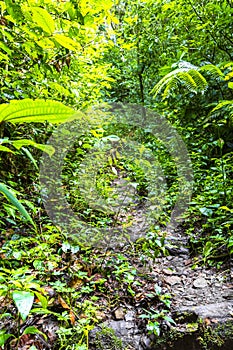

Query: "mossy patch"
left=150, top=317, right=233, bottom=350
left=90, top=324, right=124, bottom=350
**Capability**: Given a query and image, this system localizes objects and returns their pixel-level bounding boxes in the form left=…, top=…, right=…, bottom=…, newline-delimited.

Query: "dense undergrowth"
left=0, top=0, right=233, bottom=348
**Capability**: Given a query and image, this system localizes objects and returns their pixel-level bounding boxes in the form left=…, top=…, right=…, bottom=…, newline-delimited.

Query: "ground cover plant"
left=0, top=0, right=233, bottom=348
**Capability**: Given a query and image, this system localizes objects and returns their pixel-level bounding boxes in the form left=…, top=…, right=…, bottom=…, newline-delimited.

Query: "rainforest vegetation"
left=0, top=0, right=233, bottom=349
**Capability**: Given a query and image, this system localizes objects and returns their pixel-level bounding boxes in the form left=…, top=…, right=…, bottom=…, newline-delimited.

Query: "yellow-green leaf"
left=0, top=99, right=76, bottom=124
left=0, top=145, right=14, bottom=153
left=54, top=34, right=81, bottom=51
left=31, top=7, right=55, bottom=34
left=12, top=139, right=55, bottom=156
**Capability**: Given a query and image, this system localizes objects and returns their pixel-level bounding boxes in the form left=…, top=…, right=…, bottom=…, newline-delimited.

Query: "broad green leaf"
left=12, top=139, right=55, bottom=156
left=219, top=206, right=232, bottom=212
left=37, top=38, right=55, bottom=49
left=30, top=7, right=55, bottom=34
left=0, top=99, right=76, bottom=124
left=0, top=330, right=15, bottom=346
left=54, top=34, right=81, bottom=51
left=0, top=138, right=54, bottom=156
left=23, top=326, right=47, bottom=340
left=199, top=207, right=213, bottom=217
left=0, top=42, right=12, bottom=55
left=0, top=183, right=36, bottom=228
left=164, top=315, right=176, bottom=325
left=12, top=291, right=34, bottom=321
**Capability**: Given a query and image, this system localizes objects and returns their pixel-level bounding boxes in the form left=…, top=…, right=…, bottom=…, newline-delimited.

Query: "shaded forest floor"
left=0, top=222, right=232, bottom=350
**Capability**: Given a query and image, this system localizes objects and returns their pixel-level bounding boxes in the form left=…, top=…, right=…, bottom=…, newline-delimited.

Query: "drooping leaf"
left=199, top=207, right=213, bottom=217
left=12, top=139, right=55, bottom=156
left=0, top=183, right=36, bottom=228
left=151, top=61, right=222, bottom=99
left=23, top=326, right=47, bottom=340
left=0, top=99, right=76, bottom=124
left=211, top=100, right=233, bottom=113
left=199, top=64, right=224, bottom=78
left=12, top=291, right=34, bottom=321
left=21, top=147, right=38, bottom=169
left=34, top=291, right=48, bottom=309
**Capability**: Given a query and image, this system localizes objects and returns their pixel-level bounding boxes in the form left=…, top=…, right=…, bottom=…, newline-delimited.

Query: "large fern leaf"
left=211, top=100, right=233, bottom=115
left=151, top=61, right=223, bottom=99
left=177, top=71, right=199, bottom=92
left=0, top=99, right=76, bottom=124
left=199, top=64, right=224, bottom=78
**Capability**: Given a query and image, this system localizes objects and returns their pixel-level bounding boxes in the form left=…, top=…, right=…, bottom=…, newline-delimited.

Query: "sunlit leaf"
left=0, top=99, right=76, bottom=124
left=30, top=7, right=55, bottom=34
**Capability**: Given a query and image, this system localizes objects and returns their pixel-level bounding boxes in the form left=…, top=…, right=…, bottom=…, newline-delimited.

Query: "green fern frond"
left=0, top=99, right=76, bottom=124
left=151, top=61, right=223, bottom=99
left=151, top=67, right=190, bottom=98
left=211, top=100, right=233, bottom=114
left=177, top=71, right=198, bottom=92
left=199, top=64, right=224, bottom=78
left=162, top=79, right=178, bottom=99
left=188, top=69, right=208, bottom=90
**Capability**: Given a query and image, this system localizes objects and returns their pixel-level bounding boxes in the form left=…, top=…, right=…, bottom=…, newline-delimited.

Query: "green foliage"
left=211, top=100, right=233, bottom=117
left=0, top=99, right=75, bottom=124
left=0, top=0, right=115, bottom=107
left=12, top=290, right=35, bottom=321
left=139, top=283, right=175, bottom=337
left=151, top=61, right=223, bottom=99
left=0, top=98, right=80, bottom=229
left=92, top=325, right=123, bottom=350
left=0, top=0, right=233, bottom=348
left=0, top=182, right=36, bottom=228
left=0, top=330, right=15, bottom=348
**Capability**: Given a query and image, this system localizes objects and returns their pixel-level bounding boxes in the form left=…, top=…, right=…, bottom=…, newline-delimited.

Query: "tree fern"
left=151, top=61, right=224, bottom=99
